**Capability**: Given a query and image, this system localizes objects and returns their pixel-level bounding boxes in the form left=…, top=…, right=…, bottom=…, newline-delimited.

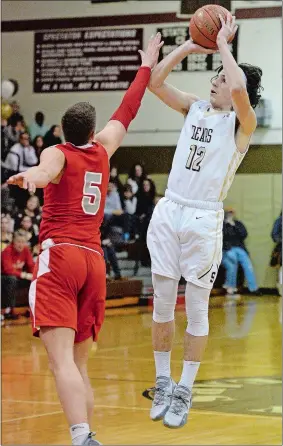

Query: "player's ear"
left=89, top=130, right=95, bottom=141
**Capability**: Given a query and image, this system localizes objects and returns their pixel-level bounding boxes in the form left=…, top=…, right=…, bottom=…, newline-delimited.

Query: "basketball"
left=189, top=4, right=234, bottom=49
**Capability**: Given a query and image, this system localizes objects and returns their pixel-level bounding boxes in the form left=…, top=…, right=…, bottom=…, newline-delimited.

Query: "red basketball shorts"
left=29, top=244, right=106, bottom=343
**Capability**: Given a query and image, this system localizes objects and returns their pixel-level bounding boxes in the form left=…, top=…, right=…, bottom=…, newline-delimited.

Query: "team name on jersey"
left=191, top=125, right=213, bottom=143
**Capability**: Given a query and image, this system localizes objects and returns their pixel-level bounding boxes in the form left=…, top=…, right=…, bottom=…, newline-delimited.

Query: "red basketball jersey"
left=39, top=142, right=109, bottom=254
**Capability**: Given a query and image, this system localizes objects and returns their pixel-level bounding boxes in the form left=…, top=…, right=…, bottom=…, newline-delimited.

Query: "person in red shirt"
left=7, top=34, right=163, bottom=446
left=1, top=231, right=34, bottom=319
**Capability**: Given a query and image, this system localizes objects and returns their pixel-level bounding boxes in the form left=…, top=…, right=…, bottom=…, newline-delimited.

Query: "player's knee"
left=48, top=356, right=75, bottom=376
left=45, top=349, right=73, bottom=375
left=185, top=282, right=210, bottom=336
left=153, top=294, right=175, bottom=323
left=152, top=275, right=178, bottom=323
left=186, top=317, right=209, bottom=336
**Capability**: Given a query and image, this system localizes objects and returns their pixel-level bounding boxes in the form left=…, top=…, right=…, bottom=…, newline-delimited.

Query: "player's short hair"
left=61, top=102, right=96, bottom=146
left=215, top=63, right=263, bottom=109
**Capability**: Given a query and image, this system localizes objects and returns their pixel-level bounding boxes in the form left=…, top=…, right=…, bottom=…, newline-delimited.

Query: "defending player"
left=147, top=16, right=263, bottom=428
left=7, top=34, right=163, bottom=445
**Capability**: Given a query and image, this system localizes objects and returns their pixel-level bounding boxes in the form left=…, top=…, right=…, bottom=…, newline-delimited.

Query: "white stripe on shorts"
left=29, top=249, right=51, bottom=329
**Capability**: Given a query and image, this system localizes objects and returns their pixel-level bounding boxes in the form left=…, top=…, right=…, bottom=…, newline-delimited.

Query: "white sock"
left=154, top=351, right=171, bottom=378
left=179, top=360, right=200, bottom=390
left=70, top=423, right=90, bottom=445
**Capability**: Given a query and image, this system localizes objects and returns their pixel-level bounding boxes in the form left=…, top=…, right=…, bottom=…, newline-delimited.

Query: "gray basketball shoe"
left=150, top=376, right=176, bottom=421
left=163, top=384, right=192, bottom=428
left=82, top=432, right=102, bottom=445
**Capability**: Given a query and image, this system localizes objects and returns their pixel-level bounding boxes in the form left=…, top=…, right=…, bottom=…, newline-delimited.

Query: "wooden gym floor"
left=2, top=296, right=282, bottom=445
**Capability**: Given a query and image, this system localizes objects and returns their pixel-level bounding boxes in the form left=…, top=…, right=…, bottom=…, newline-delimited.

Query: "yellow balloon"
left=1, top=102, right=13, bottom=120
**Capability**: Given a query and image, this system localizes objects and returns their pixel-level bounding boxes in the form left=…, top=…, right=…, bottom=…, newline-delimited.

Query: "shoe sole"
left=163, top=413, right=188, bottom=429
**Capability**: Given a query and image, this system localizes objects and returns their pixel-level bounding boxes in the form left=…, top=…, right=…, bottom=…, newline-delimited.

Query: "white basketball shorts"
left=147, top=197, right=224, bottom=289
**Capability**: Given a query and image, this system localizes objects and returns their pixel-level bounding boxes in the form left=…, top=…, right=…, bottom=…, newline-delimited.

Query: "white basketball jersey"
left=167, top=100, right=247, bottom=202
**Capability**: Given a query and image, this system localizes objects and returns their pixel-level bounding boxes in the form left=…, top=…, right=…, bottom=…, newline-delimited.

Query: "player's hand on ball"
left=7, top=173, right=36, bottom=193
left=139, top=32, right=164, bottom=69
left=217, top=14, right=238, bottom=44
left=187, top=40, right=217, bottom=54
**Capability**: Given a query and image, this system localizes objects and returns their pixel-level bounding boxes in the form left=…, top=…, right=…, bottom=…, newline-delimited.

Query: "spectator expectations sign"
left=157, top=26, right=238, bottom=72
left=33, top=28, right=143, bottom=93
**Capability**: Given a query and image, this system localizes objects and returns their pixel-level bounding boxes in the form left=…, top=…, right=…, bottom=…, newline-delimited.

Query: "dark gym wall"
left=111, top=145, right=282, bottom=174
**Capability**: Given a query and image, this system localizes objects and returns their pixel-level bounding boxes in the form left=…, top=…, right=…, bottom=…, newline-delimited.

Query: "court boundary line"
left=2, top=372, right=281, bottom=384
left=96, top=329, right=276, bottom=353
left=2, top=401, right=281, bottom=423
left=1, top=410, right=63, bottom=423
left=92, top=355, right=281, bottom=370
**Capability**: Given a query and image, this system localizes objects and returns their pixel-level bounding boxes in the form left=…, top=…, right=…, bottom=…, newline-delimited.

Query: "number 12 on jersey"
left=186, top=144, right=206, bottom=172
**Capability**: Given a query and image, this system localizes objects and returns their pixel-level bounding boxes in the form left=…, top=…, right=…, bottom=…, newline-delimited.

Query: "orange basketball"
left=189, top=4, right=234, bottom=49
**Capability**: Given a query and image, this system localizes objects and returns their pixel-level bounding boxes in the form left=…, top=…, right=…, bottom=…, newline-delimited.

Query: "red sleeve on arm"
left=1, top=247, right=21, bottom=278
left=110, top=66, right=151, bottom=130
left=25, top=247, right=35, bottom=274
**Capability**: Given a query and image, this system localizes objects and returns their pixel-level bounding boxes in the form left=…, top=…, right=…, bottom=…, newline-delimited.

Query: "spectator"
left=3, top=131, right=38, bottom=173
left=136, top=178, right=156, bottom=241
left=15, top=195, right=41, bottom=235
left=270, top=212, right=282, bottom=295
left=1, top=215, right=13, bottom=251
left=127, top=163, right=147, bottom=195
left=101, top=209, right=122, bottom=280
left=18, top=216, right=38, bottom=248
left=136, top=179, right=156, bottom=217
left=32, top=135, right=44, bottom=161
left=222, top=209, right=260, bottom=297
left=29, top=111, right=49, bottom=140
left=104, top=181, right=130, bottom=242
left=110, top=165, right=125, bottom=208
left=101, top=238, right=122, bottom=280
left=124, top=184, right=137, bottom=215
left=7, top=101, right=23, bottom=126
left=3, top=131, right=38, bottom=209
left=43, top=125, right=62, bottom=148
left=1, top=118, right=9, bottom=161
left=3, top=115, right=25, bottom=152
left=271, top=212, right=282, bottom=245
left=124, top=184, right=137, bottom=238
left=1, top=231, right=34, bottom=320
left=1, top=183, right=15, bottom=215
left=105, top=181, right=123, bottom=215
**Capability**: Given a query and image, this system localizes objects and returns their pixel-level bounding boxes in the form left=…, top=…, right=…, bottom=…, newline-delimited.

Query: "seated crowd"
left=101, top=163, right=158, bottom=279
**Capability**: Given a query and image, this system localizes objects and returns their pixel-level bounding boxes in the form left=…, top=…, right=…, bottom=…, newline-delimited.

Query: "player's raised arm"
left=95, top=33, right=164, bottom=158
left=216, top=15, right=257, bottom=136
left=7, top=146, right=65, bottom=192
left=148, top=40, right=215, bottom=115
